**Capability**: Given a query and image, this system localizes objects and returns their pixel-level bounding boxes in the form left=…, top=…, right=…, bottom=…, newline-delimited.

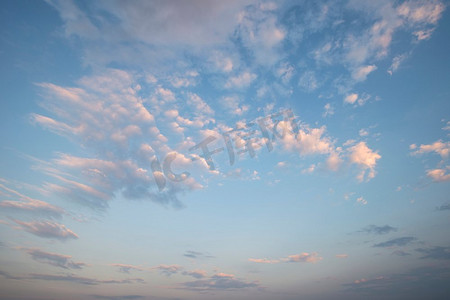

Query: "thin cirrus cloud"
left=0, top=182, right=65, bottom=218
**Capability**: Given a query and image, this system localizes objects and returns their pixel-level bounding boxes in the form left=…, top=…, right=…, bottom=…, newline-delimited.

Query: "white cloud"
left=225, top=71, right=257, bottom=89
left=352, top=65, right=377, bottom=81
left=411, top=140, right=450, bottom=158
left=344, top=93, right=359, bottom=104
left=388, top=53, right=408, bottom=75
left=322, top=103, right=334, bottom=118
left=348, top=142, right=381, bottom=181
left=298, top=71, right=318, bottom=92
left=426, top=167, right=450, bottom=182
left=357, top=196, right=368, bottom=205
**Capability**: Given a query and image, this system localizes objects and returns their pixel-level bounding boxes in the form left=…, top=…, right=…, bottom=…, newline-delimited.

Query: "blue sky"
left=1, top=0, right=450, bottom=299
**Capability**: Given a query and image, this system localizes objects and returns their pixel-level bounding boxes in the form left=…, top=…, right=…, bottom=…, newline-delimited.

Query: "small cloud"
left=152, top=264, right=182, bottom=277
left=298, top=71, right=318, bottom=92
left=111, top=264, right=144, bottom=274
left=335, top=254, right=348, bottom=259
left=387, top=53, right=408, bottom=75
left=373, top=237, right=417, bottom=248
left=322, top=103, right=334, bottom=117
left=183, top=250, right=213, bottom=259
left=352, top=65, right=377, bottom=81
left=13, top=219, right=78, bottom=240
left=359, top=129, right=369, bottom=137
left=426, top=167, right=450, bottom=182
left=225, top=71, right=257, bottom=89
left=436, top=204, right=450, bottom=211
left=416, top=246, right=450, bottom=260
left=392, top=250, right=411, bottom=256
left=178, top=272, right=259, bottom=291
left=348, top=142, right=381, bottom=181
left=361, top=225, right=398, bottom=235
left=182, top=270, right=208, bottom=279
left=282, top=252, right=322, bottom=263
left=356, top=197, right=368, bottom=205
left=21, top=248, right=86, bottom=269
left=248, top=258, right=280, bottom=264
left=344, top=93, right=359, bottom=105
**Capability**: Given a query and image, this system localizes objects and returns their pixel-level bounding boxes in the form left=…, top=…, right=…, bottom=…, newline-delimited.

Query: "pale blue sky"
left=1, top=1, right=450, bottom=299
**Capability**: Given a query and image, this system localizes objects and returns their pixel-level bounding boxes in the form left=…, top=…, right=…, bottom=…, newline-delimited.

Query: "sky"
left=0, top=0, right=449, bottom=299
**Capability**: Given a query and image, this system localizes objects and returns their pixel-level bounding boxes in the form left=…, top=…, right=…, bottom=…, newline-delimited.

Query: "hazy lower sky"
left=1, top=1, right=449, bottom=299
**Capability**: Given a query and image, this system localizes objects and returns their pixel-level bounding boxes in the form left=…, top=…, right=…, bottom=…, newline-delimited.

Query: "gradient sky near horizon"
left=1, top=1, right=450, bottom=299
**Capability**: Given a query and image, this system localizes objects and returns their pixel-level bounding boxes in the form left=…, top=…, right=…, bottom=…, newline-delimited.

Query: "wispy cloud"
left=13, top=219, right=78, bottom=240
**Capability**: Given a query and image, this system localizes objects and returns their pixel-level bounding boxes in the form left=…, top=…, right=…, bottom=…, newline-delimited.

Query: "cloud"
left=178, top=272, right=259, bottom=291
left=322, top=103, right=334, bottom=118
left=27, top=273, right=144, bottom=285
left=436, top=204, right=450, bottom=211
left=360, top=225, right=398, bottom=235
left=0, top=183, right=65, bottom=218
left=111, top=264, right=144, bottom=274
left=411, top=140, right=450, bottom=158
left=426, top=167, right=450, bottom=182
left=92, top=296, right=144, bottom=300
left=225, top=71, right=257, bottom=89
left=344, top=93, right=359, bottom=105
left=0, top=270, right=144, bottom=286
left=33, top=69, right=208, bottom=209
left=373, top=236, right=417, bottom=248
left=348, top=142, right=381, bottom=181
left=352, top=65, right=377, bottom=81
left=356, top=196, right=368, bottom=205
left=182, top=270, right=208, bottom=279
left=416, top=246, right=450, bottom=260
left=183, top=250, right=214, bottom=259
left=392, top=250, right=411, bottom=256
left=335, top=254, right=348, bottom=259
left=342, top=265, right=450, bottom=297
left=21, top=248, right=86, bottom=269
left=248, top=258, right=280, bottom=264
left=388, top=53, right=408, bottom=75
left=13, top=219, right=78, bottom=240
left=249, top=252, right=322, bottom=264
left=298, top=71, right=319, bottom=92
left=152, top=264, right=183, bottom=277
